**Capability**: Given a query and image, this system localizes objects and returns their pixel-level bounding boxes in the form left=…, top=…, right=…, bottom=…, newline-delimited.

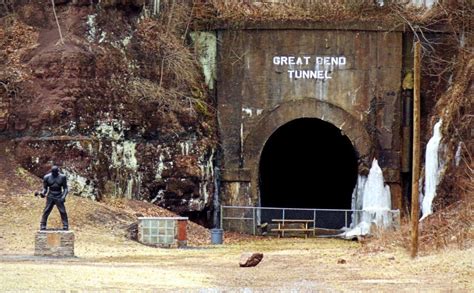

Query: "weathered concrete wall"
left=216, top=27, right=403, bottom=209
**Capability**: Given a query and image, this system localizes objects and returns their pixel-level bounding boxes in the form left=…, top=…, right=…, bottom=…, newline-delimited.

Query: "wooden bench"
left=270, top=219, right=314, bottom=238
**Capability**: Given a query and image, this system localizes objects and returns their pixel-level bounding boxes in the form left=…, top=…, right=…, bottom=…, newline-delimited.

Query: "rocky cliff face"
left=0, top=1, right=217, bottom=220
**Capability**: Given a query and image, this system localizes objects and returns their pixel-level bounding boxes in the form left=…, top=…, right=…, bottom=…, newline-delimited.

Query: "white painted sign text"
left=272, top=55, right=346, bottom=80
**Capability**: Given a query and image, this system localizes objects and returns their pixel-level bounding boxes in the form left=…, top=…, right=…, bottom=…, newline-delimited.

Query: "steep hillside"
left=0, top=1, right=217, bottom=222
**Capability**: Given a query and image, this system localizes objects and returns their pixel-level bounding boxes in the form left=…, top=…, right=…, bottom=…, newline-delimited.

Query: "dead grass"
left=0, top=15, right=38, bottom=67
left=0, top=195, right=473, bottom=291
left=192, top=0, right=472, bottom=27
left=1, top=235, right=472, bottom=291
left=0, top=194, right=264, bottom=255
left=194, top=0, right=399, bottom=24
left=127, top=13, right=214, bottom=120
left=361, top=202, right=473, bottom=256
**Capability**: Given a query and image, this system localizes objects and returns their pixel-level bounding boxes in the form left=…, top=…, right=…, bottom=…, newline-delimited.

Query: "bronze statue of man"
left=39, top=166, right=69, bottom=230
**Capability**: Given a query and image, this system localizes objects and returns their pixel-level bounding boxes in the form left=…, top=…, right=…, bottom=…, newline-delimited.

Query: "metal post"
left=220, top=205, right=223, bottom=229
left=344, top=211, right=348, bottom=228
left=252, top=207, right=256, bottom=235
left=313, top=209, right=316, bottom=228
left=281, top=208, right=286, bottom=237
left=313, top=209, right=316, bottom=236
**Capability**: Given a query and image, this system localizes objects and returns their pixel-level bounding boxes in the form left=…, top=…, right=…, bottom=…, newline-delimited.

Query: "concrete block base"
left=34, top=230, right=75, bottom=257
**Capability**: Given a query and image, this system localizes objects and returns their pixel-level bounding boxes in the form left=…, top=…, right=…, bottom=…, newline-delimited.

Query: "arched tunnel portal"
left=259, top=118, right=358, bottom=210
left=242, top=99, right=373, bottom=220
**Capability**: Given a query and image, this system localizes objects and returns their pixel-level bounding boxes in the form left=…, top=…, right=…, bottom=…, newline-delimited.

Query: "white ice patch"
left=151, top=189, right=165, bottom=204
left=198, top=150, right=215, bottom=206
left=110, top=141, right=140, bottom=199
left=240, top=123, right=244, bottom=161
left=190, top=32, right=217, bottom=90
left=155, top=153, right=165, bottom=180
left=66, top=121, right=77, bottom=133
left=95, top=119, right=126, bottom=140
left=122, top=36, right=132, bottom=47
left=66, top=140, right=83, bottom=151
left=351, top=175, right=367, bottom=211
left=460, top=31, right=466, bottom=48
left=242, top=107, right=263, bottom=118
left=362, top=159, right=391, bottom=212
left=179, top=141, right=192, bottom=156
left=344, top=221, right=372, bottom=238
left=455, top=142, right=462, bottom=167
left=421, top=120, right=443, bottom=220
left=242, top=107, right=253, bottom=117
left=62, top=169, right=96, bottom=200
left=343, top=159, right=393, bottom=238
left=111, top=141, right=138, bottom=170
left=98, top=31, right=106, bottom=43
left=86, top=14, right=97, bottom=42
left=409, top=0, right=437, bottom=8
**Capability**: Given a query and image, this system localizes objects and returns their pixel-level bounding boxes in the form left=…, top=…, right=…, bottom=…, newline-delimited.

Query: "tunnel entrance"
left=259, top=118, right=358, bottom=210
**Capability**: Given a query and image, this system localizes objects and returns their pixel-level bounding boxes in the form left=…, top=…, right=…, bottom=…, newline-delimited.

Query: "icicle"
left=343, top=159, right=393, bottom=238
left=153, top=0, right=160, bottom=16
left=421, top=120, right=443, bottom=220
left=362, top=159, right=391, bottom=212
left=360, top=159, right=392, bottom=228
left=455, top=142, right=462, bottom=167
left=410, top=0, right=436, bottom=9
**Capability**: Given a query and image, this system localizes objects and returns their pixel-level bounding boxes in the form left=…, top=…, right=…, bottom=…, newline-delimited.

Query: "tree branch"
left=51, top=0, right=64, bottom=45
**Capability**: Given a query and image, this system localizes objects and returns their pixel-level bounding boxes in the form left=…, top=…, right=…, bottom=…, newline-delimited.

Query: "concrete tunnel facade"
left=192, top=22, right=407, bottom=230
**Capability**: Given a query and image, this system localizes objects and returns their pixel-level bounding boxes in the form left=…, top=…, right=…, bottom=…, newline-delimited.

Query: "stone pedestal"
left=34, top=230, right=75, bottom=257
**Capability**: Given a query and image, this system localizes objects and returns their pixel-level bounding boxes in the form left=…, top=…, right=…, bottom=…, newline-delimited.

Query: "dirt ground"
left=0, top=196, right=472, bottom=292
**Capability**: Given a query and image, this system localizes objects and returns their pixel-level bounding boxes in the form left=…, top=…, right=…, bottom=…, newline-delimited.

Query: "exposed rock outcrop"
left=0, top=1, right=216, bottom=219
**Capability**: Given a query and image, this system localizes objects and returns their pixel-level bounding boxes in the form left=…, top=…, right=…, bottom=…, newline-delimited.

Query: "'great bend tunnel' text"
left=272, top=56, right=346, bottom=80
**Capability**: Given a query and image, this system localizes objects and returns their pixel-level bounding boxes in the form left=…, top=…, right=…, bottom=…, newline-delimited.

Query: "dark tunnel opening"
left=259, top=118, right=358, bottom=210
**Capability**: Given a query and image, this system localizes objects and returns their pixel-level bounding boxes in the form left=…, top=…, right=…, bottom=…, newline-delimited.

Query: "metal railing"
left=220, top=205, right=400, bottom=235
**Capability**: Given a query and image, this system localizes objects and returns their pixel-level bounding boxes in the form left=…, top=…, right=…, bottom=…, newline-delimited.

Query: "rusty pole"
left=410, top=41, right=421, bottom=258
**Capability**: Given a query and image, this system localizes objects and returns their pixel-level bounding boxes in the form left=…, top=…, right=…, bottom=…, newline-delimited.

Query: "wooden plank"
left=271, top=227, right=314, bottom=239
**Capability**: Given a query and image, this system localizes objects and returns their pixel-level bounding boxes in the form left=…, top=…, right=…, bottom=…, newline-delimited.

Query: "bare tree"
left=51, top=0, right=65, bottom=45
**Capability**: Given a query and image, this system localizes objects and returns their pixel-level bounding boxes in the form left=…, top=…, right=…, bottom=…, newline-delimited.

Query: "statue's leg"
left=40, top=197, right=55, bottom=230
left=55, top=199, right=69, bottom=230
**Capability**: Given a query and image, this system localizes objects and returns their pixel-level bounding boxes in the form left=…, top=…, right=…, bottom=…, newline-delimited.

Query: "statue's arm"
left=41, top=176, right=48, bottom=195
left=61, top=176, right=69, bottom=200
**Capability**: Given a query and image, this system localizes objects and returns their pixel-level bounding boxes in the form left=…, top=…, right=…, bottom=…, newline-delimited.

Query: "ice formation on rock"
left=344, top=159, right=392, bottom=238
left=421, top=120, right=443, bottom=220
